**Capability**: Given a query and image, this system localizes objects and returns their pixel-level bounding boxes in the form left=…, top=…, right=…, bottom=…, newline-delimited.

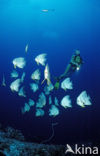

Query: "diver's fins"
left=54, top=81, right=60, bottom=90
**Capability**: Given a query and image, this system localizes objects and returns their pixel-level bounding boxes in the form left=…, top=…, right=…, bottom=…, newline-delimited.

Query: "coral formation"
left=0, top=125, right=65, bottom=156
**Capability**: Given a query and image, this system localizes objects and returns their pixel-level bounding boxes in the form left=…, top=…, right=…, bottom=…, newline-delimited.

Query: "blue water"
left=0, top=0, right=100, bottom=144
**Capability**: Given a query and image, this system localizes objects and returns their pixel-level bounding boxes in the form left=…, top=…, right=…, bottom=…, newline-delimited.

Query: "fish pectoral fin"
left=41, top=79, right=45, bottom=85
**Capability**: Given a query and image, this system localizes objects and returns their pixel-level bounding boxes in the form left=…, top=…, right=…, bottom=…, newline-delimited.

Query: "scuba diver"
left=54, top=50, right=84, bottom=90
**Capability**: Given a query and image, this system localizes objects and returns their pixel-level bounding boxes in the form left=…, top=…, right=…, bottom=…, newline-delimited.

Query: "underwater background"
left=0, top=0, right=100, bottom=145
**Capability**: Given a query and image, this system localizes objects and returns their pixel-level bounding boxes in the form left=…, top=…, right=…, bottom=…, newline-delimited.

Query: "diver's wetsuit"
left=54, top=53, right=83, bottom=89
left=70, top=54, right=83, bottom=70
left=59, top=54, right=83, bottom=80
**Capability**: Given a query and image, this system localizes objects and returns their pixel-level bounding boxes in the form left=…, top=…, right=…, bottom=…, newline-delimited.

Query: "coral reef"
left=0, top=125, right=65, bottom=156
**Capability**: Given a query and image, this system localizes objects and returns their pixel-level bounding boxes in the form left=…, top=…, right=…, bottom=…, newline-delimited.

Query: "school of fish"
left=1, top=44, right=92, bottom=117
